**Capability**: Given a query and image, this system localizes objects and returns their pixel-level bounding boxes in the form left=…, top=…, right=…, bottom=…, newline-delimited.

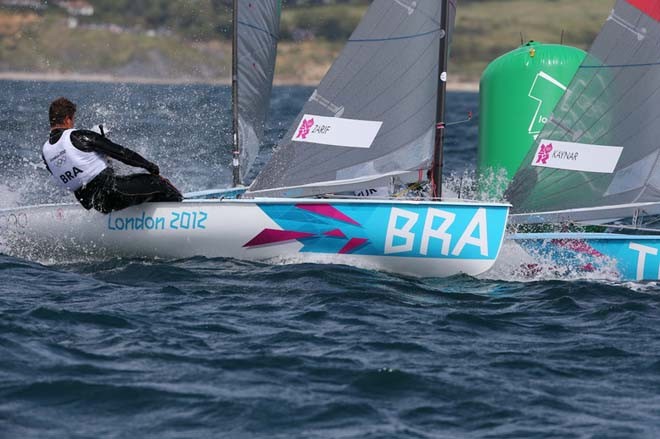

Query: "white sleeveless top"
left=42, top=129, right=108, bottom=192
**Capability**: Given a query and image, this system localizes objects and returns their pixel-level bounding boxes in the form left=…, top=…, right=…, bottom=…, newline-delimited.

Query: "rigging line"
left=326, top=7, right=436, bottom=98
left=322, top=0, right=424, bottom=94
left=237, top=20, right=279, bottom=41
left=354, top=31, right=436, bottom=114
left=321, top=0, right=396, bottom=93
left=580, top=61, right=660, bottom=69
left=348, top=27, right=441, bottom=43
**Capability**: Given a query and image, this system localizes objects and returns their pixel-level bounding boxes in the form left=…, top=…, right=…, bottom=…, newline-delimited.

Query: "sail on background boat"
left=498, top=0, right=660, bottom=280
left=247, top=0, right=457, bottom=198
left=506, top=0, right=660, bottom=224
left=234, top=0, right=281, bottom=185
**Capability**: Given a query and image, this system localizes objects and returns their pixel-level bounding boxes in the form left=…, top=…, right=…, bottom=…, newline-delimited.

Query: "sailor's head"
left=49, top=97, right=76, bottom=129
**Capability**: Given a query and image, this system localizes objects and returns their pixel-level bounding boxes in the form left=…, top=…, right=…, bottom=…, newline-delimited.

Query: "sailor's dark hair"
left=49, top=97, right=77, bottom=127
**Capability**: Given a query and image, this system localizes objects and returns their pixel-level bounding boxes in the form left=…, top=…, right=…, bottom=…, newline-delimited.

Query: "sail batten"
left=581, top=62, right=660, bottom=69
left=237, top=20, right=279, bottom=40
left=247, top=0, right=456, bottom=198
left=509, top=200, right=660, bottom=225
left=505, top=0, right=660, bottom=222
left=347, top=28, right=442, bottom=42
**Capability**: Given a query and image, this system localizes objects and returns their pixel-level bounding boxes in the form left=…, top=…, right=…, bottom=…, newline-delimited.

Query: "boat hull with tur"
left=0, top=198, right=509, bottom=278
left=509, top=232, right=660, bottom=281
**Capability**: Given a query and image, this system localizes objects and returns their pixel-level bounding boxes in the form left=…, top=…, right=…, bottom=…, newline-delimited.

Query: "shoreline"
left=0, top=71, right=480, bottom=92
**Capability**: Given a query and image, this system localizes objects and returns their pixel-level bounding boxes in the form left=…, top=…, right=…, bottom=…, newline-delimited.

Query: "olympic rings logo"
left=0, top=213, right=28, bottom=230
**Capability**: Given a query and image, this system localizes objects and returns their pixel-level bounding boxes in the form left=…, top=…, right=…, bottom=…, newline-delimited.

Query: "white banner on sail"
left=532, top=139, right=623, bottom=173
left=292, top=114, right=382, bottom=149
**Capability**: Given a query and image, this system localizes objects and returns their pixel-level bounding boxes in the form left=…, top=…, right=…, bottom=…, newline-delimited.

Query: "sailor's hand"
left=146, top=163, right=160, bottom=175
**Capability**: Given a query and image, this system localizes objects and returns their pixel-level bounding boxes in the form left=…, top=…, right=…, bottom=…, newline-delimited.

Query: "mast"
left=231, top=0, right=240, bottom=187
left=431, top=0, right=451, bottom=199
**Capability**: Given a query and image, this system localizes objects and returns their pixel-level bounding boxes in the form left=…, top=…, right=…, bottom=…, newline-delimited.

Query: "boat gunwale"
left=0, top=197, right=511, bottom=213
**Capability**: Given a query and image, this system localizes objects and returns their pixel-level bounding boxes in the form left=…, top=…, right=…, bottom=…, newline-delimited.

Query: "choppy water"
left=1, top=81, right=660, bottom=438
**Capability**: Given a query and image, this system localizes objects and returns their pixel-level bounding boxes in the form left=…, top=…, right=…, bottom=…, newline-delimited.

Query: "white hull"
left=0, top=198, right=509, bottom=278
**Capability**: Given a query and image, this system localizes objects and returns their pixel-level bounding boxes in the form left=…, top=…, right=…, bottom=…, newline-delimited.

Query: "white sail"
left=234, top=0, right=281, bottom=184
left=248, top=0, right=457, bottom=198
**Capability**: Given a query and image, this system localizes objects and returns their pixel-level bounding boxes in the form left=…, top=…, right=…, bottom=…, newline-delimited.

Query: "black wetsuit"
left=44, top=129, right=183, bottom=214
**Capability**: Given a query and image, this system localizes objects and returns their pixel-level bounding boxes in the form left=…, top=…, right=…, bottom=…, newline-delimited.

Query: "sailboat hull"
left=0, top=198, right=509, bottom=278
left=509, top=232, right=660, bottom=281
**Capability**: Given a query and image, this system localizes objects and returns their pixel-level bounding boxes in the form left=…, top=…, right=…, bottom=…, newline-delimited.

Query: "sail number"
left=384, top=207, right=489, bottom=257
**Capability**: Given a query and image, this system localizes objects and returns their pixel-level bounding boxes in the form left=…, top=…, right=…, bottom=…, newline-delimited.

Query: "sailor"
left=42, top=97, right=183, bottom=214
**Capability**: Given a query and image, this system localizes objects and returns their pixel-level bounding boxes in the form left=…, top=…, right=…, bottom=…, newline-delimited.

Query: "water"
left=1, top=81, right=660, bottom=438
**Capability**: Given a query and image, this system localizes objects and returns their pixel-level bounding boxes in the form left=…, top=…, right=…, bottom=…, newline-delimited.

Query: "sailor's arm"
left=70, top=129, right=159, bottom=174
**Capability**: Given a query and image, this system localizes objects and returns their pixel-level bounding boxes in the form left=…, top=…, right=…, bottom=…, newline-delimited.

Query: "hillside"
left=0, top=0, right=613, bottom=84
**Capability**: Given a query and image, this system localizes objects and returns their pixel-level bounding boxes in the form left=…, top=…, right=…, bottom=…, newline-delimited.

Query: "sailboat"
left=504, top=0, right=660, bottom=281
left=0, top=0, right=509, bottom=278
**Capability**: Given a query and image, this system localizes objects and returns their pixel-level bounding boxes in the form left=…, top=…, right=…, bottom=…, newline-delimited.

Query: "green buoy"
left=478, top=41, right=586, bottom=181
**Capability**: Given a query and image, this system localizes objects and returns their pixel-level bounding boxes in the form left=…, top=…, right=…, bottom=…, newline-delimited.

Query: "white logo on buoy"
left=528, top=71, right=567, bottom=139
